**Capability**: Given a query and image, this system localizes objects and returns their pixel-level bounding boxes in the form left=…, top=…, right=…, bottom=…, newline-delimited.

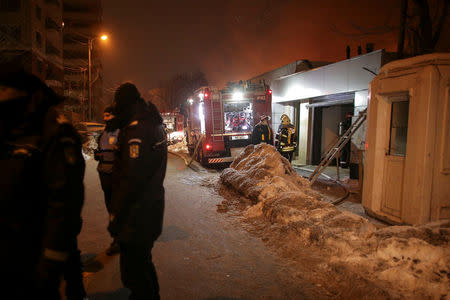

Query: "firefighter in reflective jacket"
left=275, top=114, right=297, bottom=162
left=0, top=66, right=85, bottom=299
left=252, top=114, right=273, bottom=145
left=108, top=83, right=167, bottom=299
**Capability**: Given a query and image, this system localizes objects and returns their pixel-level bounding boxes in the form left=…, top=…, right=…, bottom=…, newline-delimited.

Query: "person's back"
left=108, top=82, right=167, bottom=299
left=0, top=66, right=85, bottom=299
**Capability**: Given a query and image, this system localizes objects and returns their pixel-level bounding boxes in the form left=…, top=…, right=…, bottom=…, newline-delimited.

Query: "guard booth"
left=363, top=53, right=450, bottom=225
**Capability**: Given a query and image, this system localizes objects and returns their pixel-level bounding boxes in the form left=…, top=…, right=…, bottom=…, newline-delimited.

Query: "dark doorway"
left=310, top=103, right=354, bottom=165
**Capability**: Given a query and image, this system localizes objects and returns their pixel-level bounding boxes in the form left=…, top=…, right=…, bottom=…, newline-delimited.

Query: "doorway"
left=310, top=103, right=354, bottom=165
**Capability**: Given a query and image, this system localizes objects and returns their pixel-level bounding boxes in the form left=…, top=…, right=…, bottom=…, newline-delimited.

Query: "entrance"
left=310, top=103, right=354, bottom=165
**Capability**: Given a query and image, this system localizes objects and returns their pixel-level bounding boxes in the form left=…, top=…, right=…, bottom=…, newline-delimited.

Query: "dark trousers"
left=99, top=172, right=113, bottom=214
left=120, top=242, right=160, bottom=300
left=281, top=151, right=294, bottom=162
left=64, top=240, right=86, bottom=300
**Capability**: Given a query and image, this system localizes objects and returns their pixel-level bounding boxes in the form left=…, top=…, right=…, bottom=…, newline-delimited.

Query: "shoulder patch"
left=129, top=120, right=139, bottom=127
left=129, top=143, right=140, bottom=159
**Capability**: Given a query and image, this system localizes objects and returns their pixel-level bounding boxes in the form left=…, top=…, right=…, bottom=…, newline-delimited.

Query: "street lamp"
left=87, top=34, right=108, bottom=120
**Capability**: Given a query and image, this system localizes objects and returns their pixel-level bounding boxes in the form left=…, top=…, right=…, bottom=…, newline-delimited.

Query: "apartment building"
left=63, top=0, right=103, bottom=122
left=0, top=0, right=64, bottom=94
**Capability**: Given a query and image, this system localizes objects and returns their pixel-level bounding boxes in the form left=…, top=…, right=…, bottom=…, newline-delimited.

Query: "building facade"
left=251, top=49, right=396, bottom=179
left=0, top=0, right=64, bottom=94
left=62, top=0, right=103, bottom=122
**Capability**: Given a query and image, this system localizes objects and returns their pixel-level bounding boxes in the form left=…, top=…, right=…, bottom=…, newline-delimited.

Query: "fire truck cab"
left=161, top=109, right=184, bottom=145
left=185, top=81, right=272, bottom=166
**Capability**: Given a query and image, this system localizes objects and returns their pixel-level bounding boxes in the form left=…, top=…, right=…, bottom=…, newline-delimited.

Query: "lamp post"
left=87, top=34, right=108, bottom=121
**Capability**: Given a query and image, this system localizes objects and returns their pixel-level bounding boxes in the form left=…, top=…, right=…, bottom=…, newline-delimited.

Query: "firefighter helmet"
left=280, top=114, right=291, bottom=125
left=260, top=114, right=270, bottom=121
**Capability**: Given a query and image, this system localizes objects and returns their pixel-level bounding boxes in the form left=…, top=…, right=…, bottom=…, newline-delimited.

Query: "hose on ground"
left=296, top=167, right=350, bottom=206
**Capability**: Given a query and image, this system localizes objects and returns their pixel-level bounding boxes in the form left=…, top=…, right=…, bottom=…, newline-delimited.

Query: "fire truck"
left=185, top=81, right=272, bottom=165
left=161, top=109, right=184, bottom=144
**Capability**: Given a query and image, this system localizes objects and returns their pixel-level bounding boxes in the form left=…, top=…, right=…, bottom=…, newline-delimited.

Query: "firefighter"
left=252, top=114, right=273, bottom=145
left=108, top=82, right=167, bottom=299
left=0, top=65, right=85, bottom=299
left=275, top=114, right=297, bottom=163
left=94, top=105, right=120, bottom=255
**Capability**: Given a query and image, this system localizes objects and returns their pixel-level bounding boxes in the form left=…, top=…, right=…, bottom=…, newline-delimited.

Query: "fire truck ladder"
left=211, top=95, right=224, bottom=142
left=309, top=109, right=367, bottom=185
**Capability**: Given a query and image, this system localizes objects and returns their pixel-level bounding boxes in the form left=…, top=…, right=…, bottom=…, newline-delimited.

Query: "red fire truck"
left=185, top=81, right=272, bottom=165
left=161, top=109, right=184, bottom=144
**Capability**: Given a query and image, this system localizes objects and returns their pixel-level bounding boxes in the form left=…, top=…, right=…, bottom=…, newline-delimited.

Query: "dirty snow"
left=168, top=141, right=188, bottom=154
left=219, top=143, right=449, bottom=299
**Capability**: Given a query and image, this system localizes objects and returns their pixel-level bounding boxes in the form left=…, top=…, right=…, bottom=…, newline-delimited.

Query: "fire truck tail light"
left=268, top=89, right=272, bottom=94
left=205, top=144, right=212, bottom=150
left=204, top=92, right=209, bottom=98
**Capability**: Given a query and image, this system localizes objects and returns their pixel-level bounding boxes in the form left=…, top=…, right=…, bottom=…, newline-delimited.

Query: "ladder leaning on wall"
left=308, top=109, right=367, bottom=185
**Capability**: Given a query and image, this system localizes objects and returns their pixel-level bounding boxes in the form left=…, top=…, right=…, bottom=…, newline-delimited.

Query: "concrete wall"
left=298, top=102, right=309, bottom=164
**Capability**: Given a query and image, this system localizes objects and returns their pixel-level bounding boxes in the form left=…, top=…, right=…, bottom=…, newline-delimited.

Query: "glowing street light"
left=87, top=34, right=109, bottom=120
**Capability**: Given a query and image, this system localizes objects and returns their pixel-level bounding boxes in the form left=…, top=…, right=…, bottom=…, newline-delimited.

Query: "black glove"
left=35, top=258, right=64, bottom=297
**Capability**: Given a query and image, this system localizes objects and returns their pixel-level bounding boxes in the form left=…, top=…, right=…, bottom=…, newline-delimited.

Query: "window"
left=46, top=17, right=61, bottom=31
left=0, top=24, right=21, bottom=42
left=224, top=102, right=253, bottom=133
left=0, top=0, right=21, bottom=12
left=388, top=100, right=409, bottom=156
left=36, top=59, right=43, bottom=74
left=35, top=5, right=41, bottom=20
left=45, top=0, right=60, bottom=7
left=35, top=31, right=42, bottom=48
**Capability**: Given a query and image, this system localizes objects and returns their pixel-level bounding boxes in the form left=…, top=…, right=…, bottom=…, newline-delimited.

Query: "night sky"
left=101, top=0, right=404, bottom=99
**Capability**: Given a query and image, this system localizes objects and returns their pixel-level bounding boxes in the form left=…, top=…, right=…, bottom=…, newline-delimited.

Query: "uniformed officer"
left=0, top=65, right=85, bottom=299
left=251, top=114, right=273, bottom=145
left=108, top=82, right=167, bottom=300
left=94, top=106, right=120, bottom=255
left=275, top=114, right=297, bottom=163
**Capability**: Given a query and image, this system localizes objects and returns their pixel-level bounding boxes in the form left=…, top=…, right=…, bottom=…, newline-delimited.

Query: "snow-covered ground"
left=219, top=143, right=449, bottom=299
left=167, top=140, right=188, bottom=154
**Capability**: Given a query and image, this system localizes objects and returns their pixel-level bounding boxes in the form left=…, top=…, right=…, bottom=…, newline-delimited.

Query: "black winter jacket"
left=110, top=102, right=167, bottom=244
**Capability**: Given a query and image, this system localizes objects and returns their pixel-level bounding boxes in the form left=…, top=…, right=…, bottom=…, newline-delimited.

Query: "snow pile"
left=219, top=143, right=449, bottom=298
left=168, top=141, right=188, bottom=154
left=81, top=135, right=97, bottom=159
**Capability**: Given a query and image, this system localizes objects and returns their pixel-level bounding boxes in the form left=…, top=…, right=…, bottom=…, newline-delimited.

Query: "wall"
left=297, top=102, right=309, bottom=164
left=272, top=50, right=383, bottom=103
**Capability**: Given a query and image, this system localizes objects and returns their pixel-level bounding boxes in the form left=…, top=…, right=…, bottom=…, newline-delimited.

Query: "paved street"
left=78, top=154, right=329, bottom=300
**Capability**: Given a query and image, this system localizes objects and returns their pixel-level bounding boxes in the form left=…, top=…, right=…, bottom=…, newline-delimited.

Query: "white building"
left=268, top=49, right=396, bottom=178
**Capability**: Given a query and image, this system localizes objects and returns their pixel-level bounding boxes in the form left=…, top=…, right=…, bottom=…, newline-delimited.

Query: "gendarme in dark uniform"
left=108, top=83, right=167, bottom=300
left=0, top=67, right=85, bottom=299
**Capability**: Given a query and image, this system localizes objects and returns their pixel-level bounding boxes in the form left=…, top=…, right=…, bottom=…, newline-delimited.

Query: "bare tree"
left=330, top=0, right=448, bottom=58
left=148, top=71, right=208, bottom=113
left=401, top=0, right=448, bottom=56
